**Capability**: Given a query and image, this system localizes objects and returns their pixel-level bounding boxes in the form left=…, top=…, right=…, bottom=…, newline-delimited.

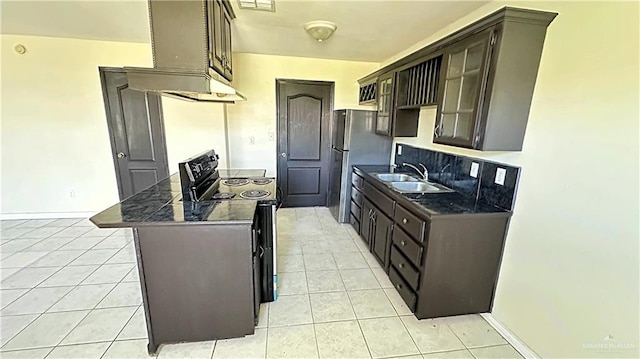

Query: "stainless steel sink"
left=374, top=173, right=419, bottom=182
left=390, top=181, right=453, bottom=193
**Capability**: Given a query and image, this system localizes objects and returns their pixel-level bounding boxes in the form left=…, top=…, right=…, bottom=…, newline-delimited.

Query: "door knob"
left=280, top=152, right=287, bottom=158
left=117, top=152, right=126, bottom=158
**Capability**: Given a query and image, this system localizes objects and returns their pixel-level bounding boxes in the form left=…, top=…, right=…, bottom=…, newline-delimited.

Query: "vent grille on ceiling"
left=238, top=0, right=275, bottom=12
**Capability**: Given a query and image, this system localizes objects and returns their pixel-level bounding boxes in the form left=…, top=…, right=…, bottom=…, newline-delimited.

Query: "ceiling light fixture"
left=304, top=21, right=337, bottom=42
left=238, top=0, right=275, bottom=12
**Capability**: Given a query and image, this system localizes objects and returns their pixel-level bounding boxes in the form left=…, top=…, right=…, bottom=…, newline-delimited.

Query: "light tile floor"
left=0, top=208, right=522, bottom=358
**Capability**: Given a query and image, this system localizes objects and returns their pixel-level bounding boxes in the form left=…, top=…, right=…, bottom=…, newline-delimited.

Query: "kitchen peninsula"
left=91, top=151, right=277, bottom=354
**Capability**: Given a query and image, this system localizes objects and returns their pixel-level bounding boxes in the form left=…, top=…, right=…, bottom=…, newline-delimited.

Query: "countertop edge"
left=91, top=218, right=255, bottom=229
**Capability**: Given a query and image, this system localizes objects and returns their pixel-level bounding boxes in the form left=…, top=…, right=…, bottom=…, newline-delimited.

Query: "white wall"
left=0, top=35, right=227, bottom=216
left=225, top=53, right=379, bottom=175
left=389, top=2, right=639, bottom=358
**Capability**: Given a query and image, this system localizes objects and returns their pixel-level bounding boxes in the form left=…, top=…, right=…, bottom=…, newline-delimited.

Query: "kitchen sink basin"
left=375, top=173, right=419, bottom=182
left=390, top=181, right=453, bottom=193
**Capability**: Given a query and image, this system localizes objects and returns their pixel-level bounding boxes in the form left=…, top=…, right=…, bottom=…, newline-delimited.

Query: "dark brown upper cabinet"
left=359, top=80, right=377, bottom=105
left=396, top=55, right=442, bottom=109
left=434, top=29, right=493, bottom=148
left=434, top=15, right=555, bottom=151
left=376, top=72, right=395, bottom=136
left=376, top=72, right=420, bottom=137
left=207, top=0, right=234, bottom=81
left=358, top=7, right=557, bottom=150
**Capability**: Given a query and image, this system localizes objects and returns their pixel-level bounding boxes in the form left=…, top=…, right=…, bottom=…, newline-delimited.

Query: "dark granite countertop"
left=353, top=165, right=509, bottom=217
left=91, top=169, right=267, bottom=228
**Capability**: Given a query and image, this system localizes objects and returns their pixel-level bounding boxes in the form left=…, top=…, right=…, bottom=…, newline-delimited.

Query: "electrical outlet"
left=68, top=189, right=76, bottom=199
left=268, top=132, right=275, bottom=141
left=397, top=145, right=403, bottom=155
left=249, top=136, right=255, bottom=145
left=470, top=162, right=479, bottom=178
left=495, top=167, right=506, bottom=186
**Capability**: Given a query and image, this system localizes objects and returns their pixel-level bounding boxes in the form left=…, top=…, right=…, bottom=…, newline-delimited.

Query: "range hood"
left=125, top=0, right=245, bottom=103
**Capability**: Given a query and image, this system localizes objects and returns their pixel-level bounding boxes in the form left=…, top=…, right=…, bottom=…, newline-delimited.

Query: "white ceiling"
left=1, top=0, right=489, bottom=62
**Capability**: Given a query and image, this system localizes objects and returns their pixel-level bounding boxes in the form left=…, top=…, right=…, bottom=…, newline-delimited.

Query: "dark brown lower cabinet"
left=135, top=224, right=257, bottom=353
left=371, top=209, right=393, bottom=270
left=360, top=199, right=374, bottom=247
left=354, top=167, right=510, bottom=320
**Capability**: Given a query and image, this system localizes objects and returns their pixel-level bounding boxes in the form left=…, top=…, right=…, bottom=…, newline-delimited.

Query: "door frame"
left=275, top=79, right=335, bottom=206
left=98, top=66, right=170, bottom=200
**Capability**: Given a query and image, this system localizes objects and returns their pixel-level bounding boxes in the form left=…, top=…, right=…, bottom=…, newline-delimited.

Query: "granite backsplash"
left=394, top=143, right=520, bottom=211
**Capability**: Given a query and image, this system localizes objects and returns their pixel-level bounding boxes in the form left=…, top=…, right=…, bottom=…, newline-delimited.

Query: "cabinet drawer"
left=390, top=246, right=420, bottom=291
left=389, top=266, right=416, bottom=311
left=363, top=181, right=395, bottom=217
left=351, top=186, right=364, bottom=207
left=391, top=227, right=423, bottom=268
left=350, top=201, right=361, bottom=221
left=394, top=204, right=425, bottom=241
left=350, top=214, right=360, bottom=234
left=352, top=173, right=364, bottom=191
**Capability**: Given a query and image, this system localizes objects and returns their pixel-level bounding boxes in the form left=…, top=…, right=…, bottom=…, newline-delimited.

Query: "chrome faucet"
left=402, top=162, right=429, bottom=181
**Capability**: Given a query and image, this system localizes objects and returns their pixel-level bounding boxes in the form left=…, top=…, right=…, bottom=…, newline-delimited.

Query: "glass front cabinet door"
left=434, top=28, right=496, bottom=148
left=376, top=72, right=395, bottom=136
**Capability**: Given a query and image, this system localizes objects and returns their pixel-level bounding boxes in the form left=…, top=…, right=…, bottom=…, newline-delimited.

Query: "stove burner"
left=251, top=178, right=273, bottom=185
left=240, top=190, right=271, bottom=199
left=222, top=178, right=250, bottom=187
left=213, top=192, right=236, bottom=200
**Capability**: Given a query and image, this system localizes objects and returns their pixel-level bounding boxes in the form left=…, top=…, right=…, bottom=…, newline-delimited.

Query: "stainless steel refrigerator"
left=328, top=109, right=392, bottom=223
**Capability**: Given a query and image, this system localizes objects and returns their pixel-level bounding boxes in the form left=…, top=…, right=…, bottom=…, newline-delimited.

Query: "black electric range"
left=178, top=149, right=278, bottom=302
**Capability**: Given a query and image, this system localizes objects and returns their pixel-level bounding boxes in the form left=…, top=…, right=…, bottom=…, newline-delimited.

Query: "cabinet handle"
left=434, top=122, right=443, bottom=138
left=396, top=283, right=402, bottom=290
left=402, top=218, right=408, bottom=224
left=399, top=263, right=405, bottom=269
left=401, top=240, right=406, bottom=246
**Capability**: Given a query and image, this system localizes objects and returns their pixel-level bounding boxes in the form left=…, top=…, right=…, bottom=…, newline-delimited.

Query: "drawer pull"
left=402, top=218, right=408, bottom=224
left=398, top=263, right=405, bottom=269
left=401, top=240, right=406, bottom=246
left=396, top=283, right=402, bottom=290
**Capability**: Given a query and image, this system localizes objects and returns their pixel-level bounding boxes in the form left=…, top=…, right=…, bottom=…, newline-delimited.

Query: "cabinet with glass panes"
left=434, top=28, right=493, bottom=149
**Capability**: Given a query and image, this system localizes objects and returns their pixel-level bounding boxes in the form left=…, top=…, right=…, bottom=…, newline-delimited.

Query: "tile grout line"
left=302, top=242, right=322, bottom=359
left=0, top=225, right=114, bottom=282
left=343, top=275, right=375, bottom=359
left=55, top=258, right=140, bottom=351
left=0, top=229, right=135, bottom=351
left=55, top=236, right=140, bottom=346
left=393, top=304, right=423, bottom=357
left=0, top=259, right=79, bottom=351
left=443, top=319, right=477, bottom=358
left=209, top=339, right=217, bottom=359
left=99, top=338, right=144, bottom=359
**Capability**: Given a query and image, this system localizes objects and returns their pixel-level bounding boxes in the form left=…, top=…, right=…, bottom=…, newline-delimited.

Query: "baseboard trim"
left=0, top=212, right=96, bottom=220
left=481, top=313, right=539, bottom=359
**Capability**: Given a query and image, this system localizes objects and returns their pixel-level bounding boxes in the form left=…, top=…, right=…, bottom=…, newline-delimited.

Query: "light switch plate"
left=470, top=162, right=479, bottom=178
left=397, top=145, right=403, bottom=155
left=495, top=167, right=506, bottom=186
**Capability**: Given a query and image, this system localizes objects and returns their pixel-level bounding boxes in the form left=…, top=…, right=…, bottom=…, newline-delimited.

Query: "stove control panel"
left=179, top=149, right=220, bottom=202
left=181, top=150, right=219, bottom=182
